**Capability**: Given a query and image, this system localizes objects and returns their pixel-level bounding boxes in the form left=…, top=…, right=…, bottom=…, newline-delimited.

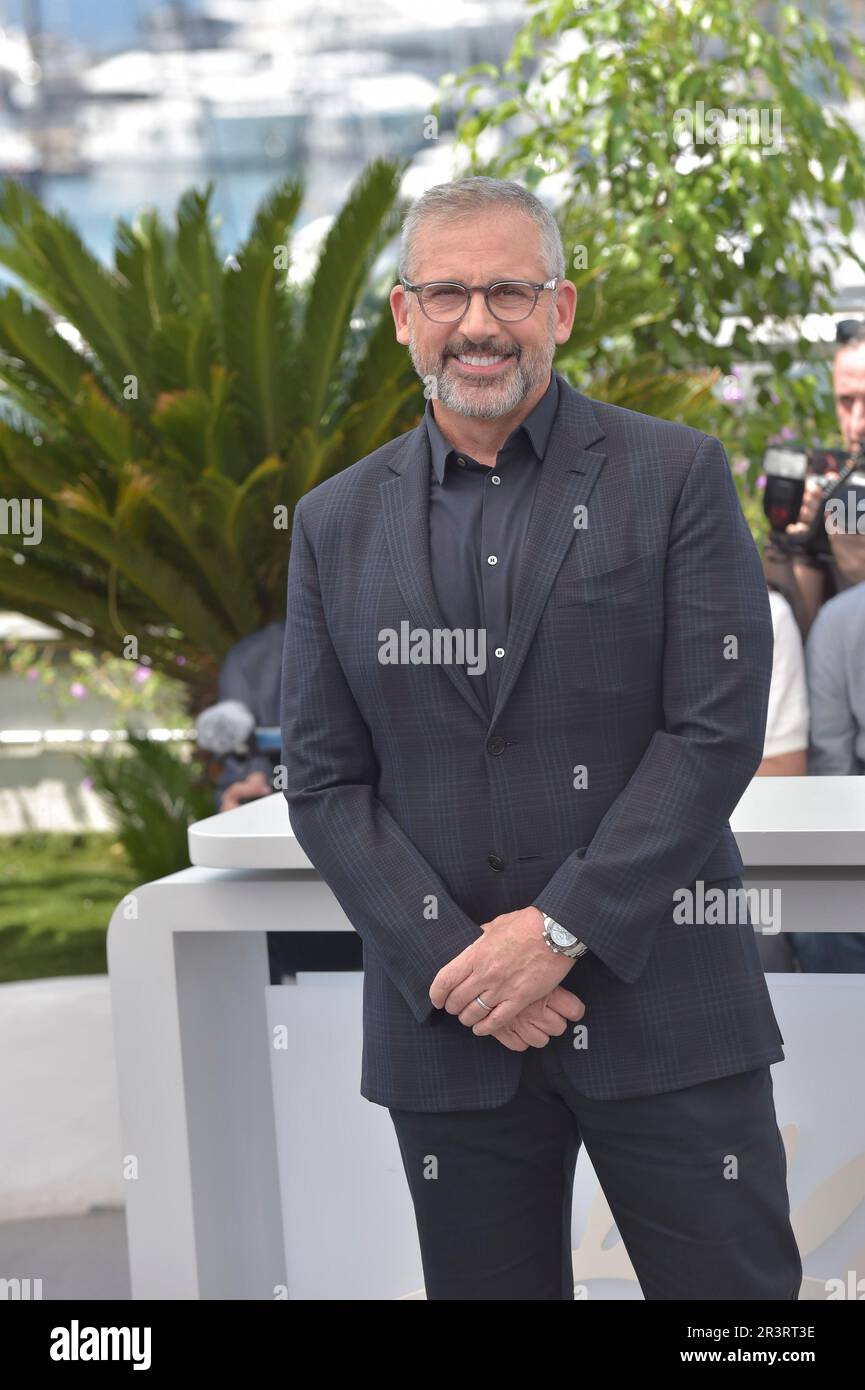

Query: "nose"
left=459, top=288, right=503, bottom=342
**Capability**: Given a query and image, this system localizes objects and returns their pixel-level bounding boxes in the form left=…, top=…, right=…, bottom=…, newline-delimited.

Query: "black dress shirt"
left=425, top=371, right=560, bottom=717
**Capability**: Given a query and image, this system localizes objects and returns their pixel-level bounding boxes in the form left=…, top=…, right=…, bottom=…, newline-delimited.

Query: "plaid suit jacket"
left=280, top=371, right=785, bottom=1111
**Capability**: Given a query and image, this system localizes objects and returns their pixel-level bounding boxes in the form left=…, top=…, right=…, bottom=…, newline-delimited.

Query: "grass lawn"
left=0, top=833, right=139, bottom=984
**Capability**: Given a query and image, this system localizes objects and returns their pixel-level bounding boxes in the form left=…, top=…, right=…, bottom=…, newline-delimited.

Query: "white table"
left=108, top=777, right=865, bottom=1299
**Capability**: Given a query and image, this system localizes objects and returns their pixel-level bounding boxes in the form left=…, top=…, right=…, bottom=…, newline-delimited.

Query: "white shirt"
left=763, top=589, right=809, bottom=758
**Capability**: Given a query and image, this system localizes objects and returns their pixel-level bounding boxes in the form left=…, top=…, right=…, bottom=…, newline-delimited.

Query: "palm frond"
left=297, top=157, right=406, bottom=431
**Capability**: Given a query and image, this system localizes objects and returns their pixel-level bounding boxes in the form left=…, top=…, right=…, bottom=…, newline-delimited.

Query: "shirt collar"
left=424, top=371, right=559, bottom=485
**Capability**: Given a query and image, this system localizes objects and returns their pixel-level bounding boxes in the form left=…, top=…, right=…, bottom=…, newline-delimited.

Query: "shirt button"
left=486, top=735, right=507, bottom=755
left=487, top=854, right=505, bottom=872
left=456, top=457, right=466, bottom=467
left=494, top=647, right=505, bottom=658
left=490, top=474, right=501, bottom=485
left=487, top=555, right=498, bottom=565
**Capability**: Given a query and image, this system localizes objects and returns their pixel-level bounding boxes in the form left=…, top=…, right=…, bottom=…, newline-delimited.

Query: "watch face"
left=551, top=922, right=578, bottom=949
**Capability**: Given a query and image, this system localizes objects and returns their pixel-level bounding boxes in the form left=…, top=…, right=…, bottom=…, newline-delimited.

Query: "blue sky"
left=1, top=0, right=192, bottom=52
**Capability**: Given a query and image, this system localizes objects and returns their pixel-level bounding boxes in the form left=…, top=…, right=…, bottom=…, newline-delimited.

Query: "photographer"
left=761, top=322, right=865, bottom=971
left=765, top=319, right=865, bottom=640
left=800, top=333, right=865, bottom=783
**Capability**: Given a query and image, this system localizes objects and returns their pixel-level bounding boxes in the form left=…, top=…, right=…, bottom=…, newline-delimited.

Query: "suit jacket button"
left=487, top=854, right=505, bottom=872
left=486, top=735, right=506, bottom=755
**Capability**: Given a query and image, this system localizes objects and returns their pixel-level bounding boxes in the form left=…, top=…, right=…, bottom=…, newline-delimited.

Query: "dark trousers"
left=389, top=1044, right=802, bottom=1301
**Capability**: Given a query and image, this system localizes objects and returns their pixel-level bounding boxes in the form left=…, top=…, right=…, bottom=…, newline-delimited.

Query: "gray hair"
left=836, top=319, right=865, bottom=349
left=398, top=176, right=566, bottom=283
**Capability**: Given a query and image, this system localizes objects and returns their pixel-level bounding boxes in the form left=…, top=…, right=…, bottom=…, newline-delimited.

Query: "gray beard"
left=407, top=317, right=556, bottom=420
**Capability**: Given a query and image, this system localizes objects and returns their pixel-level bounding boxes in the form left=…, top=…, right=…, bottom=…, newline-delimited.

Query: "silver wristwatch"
left=542, top=913, right=588, bottom=959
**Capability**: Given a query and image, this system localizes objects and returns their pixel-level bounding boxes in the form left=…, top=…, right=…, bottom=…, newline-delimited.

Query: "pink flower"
left=134, top=666, right=151, bottom=683
left=70, top=681, right=87, bottom=699
left=81, top=776, right=93, bottom=792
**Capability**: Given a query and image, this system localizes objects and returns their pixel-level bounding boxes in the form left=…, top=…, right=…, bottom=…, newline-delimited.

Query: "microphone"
left=196, top=700, right=257, bottom=757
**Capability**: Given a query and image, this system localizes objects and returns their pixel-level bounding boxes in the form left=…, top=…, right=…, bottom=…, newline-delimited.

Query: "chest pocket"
left=552, top=551, right=654, bottom=605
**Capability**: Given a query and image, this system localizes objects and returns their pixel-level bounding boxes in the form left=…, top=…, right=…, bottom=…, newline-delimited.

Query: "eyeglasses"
left=401, top=278, right=559, bottom=323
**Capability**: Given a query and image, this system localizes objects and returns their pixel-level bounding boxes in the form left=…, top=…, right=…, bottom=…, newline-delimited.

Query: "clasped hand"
left=429, top=907, right=586, bottom=1051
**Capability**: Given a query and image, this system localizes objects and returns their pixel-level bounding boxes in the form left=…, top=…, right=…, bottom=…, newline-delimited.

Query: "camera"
left=762, top=443, right=865, bottom=557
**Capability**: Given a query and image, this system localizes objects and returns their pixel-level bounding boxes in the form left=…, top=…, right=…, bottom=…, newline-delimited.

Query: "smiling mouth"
left=448, top=352, right=514, bottom=373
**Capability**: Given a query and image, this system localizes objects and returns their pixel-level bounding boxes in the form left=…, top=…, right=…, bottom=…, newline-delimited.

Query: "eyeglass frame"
left=400, top=276, right=559, bottom=322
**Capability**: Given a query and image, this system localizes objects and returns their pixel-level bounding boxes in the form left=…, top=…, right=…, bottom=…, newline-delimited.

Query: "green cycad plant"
left=78, top=728, right=216, bottom=881
left=0, top=157, right=420, bottom=710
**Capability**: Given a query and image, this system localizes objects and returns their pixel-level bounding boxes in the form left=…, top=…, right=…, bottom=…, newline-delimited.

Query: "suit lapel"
left=380, top=373, right=608, bottom=728
left=380, top=420, right=490, bottom=723
left=490, top=380, right=607, bottom=724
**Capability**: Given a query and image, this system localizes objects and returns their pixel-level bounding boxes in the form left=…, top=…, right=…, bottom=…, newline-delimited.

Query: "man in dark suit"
left=280, top=176, right=801, bottom=1300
